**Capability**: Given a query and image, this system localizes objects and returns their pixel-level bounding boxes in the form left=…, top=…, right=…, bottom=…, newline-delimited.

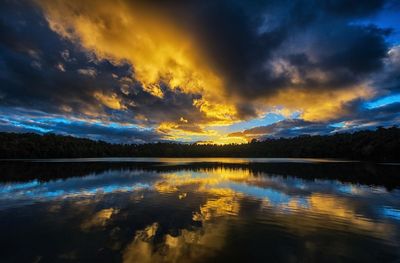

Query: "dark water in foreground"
left=1, top=158, right=400, bottom=263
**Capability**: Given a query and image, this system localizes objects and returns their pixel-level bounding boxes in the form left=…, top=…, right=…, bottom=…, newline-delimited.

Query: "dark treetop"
left=0, top=127, right=399, bottom=161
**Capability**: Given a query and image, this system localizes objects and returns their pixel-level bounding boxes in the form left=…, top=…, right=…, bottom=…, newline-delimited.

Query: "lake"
left=1, top=158, right=400, bottom=262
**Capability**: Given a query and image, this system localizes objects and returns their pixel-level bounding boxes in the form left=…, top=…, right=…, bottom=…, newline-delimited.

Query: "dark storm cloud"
left=229, top=119, right=335, bottom=139
left=372, top=45, right=400, bottom=93
left=145, top=0, right=393, bottom=100
left=280, top=25, right=390, bottom=91
left=343, top=102, right=400, bottom=128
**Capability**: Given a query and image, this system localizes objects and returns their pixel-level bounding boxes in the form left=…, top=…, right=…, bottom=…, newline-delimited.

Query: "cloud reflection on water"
left=0, top=162, right=400, bottom=262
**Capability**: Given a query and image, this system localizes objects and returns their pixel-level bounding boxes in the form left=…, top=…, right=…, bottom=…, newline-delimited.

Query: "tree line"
left=2, top=161, right=400, bottom=190
left=0, top=126, right=399, bottom=161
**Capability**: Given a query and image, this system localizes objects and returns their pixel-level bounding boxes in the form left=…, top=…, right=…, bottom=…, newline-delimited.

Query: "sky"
left=0, top=0, right=399, bottom=144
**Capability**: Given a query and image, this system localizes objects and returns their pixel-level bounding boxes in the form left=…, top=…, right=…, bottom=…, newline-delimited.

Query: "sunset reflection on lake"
left=1, top=159, right=400, bottom=262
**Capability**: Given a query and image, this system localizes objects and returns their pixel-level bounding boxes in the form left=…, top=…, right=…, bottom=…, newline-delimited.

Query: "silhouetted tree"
left=0, top=127, right=399, bottom=161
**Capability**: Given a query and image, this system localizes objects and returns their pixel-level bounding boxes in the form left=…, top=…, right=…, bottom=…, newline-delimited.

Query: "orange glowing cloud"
left=265, top=86, right=374, bottom=122
left=36, top=0, right=237, bottom=125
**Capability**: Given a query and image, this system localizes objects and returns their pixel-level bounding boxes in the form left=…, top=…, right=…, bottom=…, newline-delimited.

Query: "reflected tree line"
left=0, top=126, right=399, bottom=161
left=1, top=161, right=400, bottom=190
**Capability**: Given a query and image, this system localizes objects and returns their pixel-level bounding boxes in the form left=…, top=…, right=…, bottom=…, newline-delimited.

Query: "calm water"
left=1, top=158, right=400, bottom=262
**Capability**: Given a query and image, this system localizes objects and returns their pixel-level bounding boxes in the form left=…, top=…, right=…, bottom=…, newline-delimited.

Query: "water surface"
left=1, top=158, right=400, bottom=262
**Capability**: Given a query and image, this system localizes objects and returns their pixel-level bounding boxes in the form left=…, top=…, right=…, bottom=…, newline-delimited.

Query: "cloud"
left=34, top=0, right=395, bottom=123
left=0, top=107, right=162, bottom=143
left=0, top=0, right=399, bottom=142
left=229, top=101, right=400, bottom=141
left=372, top=45, right=400, bottom=93
left=36, top=0, right=237, bottom=125
left=229, top=119, right=334, bottom=141
left=77, top=68, right=97, bottom=78
left=336, top=102, right=400, bottom=132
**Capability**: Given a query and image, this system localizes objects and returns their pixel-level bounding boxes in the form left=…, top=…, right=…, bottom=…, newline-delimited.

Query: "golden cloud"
left=94, top=91, right=125, bottom=110
left=36, top=0, right=237, bottom=123
left=80, top=207, right=119, bottom=231
left=266, top=86, right=374, bottom=122
left=122, top=220, right=228, bottom=263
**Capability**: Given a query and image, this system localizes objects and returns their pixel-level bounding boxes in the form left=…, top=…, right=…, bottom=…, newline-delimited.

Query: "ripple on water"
left=0, top=159, right=399, bottom=262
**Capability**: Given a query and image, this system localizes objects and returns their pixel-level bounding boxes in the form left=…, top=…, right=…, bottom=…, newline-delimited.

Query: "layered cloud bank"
left=0, top=0, right=399, bottom=143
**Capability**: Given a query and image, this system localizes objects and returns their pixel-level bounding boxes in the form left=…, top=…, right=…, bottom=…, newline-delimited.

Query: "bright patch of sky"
left=0, top=114, right=148, bottom=134
left=351, top=2, right=400, bottom=45
left=210, top=113, right=286, bottom=134
left=365, top=93, right=400, bottom=109
left=330, top=122, right=346, bottom=128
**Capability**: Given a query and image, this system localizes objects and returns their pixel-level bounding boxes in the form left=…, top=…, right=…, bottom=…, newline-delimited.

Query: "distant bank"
left=0, top=127, right=399, bottom=161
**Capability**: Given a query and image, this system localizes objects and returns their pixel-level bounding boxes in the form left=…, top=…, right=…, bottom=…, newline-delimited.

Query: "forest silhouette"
left=0, top=126, right=399, bottom=161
